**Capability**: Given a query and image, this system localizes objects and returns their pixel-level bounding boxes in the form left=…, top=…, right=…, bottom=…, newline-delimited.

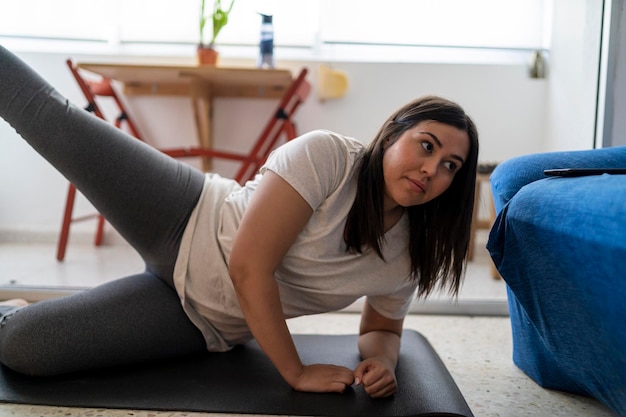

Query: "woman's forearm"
left=232, top=271, right=303, bottom=386
left=228, top=172, right=353, bottom=393
left=358, top=330, right=401, bottom=368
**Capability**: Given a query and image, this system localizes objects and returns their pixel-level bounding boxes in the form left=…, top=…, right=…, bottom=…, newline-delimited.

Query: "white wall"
left=0, top=0, right=603, bottom=243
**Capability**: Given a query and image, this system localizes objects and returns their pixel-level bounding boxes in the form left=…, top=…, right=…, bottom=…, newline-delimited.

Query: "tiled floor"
left=0, top=232, right=619, bottom=417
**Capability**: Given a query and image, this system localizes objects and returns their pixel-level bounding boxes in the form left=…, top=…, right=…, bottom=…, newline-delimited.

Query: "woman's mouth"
left=407, top=178, right=426, bottom=193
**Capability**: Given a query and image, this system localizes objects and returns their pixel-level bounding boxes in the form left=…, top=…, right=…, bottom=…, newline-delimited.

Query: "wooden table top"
left=77, top=62, right=294, bottom=98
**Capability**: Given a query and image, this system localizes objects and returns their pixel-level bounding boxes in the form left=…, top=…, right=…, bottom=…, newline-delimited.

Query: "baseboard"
left=0, top=286, right=509, bottom=317
left=342, top=297, right=509, bottom=316
left=407, top=299, right=509, bottom=316
left=0, top=285, right=88, bottom=302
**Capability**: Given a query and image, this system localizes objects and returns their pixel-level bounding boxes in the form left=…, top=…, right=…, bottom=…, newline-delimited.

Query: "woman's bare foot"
left=0, top=299, right=29, bottom=307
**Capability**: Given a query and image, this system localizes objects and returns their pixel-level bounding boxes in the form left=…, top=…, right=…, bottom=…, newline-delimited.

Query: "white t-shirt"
left=173, top=130, right=417, bottom=351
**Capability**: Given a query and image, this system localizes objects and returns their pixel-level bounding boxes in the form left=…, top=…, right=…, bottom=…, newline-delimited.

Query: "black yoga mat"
left=0, top=329, right=473, bottom=417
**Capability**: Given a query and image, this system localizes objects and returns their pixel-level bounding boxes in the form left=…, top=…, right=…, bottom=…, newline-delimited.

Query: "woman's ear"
left=382, top=137, right=396, bottom=151
left=382, top=137, right=390, bottom=149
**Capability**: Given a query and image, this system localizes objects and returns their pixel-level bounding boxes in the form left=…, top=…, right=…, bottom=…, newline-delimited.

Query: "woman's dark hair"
left=344, top=96, right=479, bottom=297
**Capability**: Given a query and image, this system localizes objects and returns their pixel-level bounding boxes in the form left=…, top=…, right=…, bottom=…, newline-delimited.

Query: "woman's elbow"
left=228, top=251, right=263, bottom=291
left=228, top=254, right=248, bottom=289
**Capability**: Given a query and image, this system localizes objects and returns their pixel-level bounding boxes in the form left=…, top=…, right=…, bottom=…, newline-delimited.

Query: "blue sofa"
left=486, top=146, right=626, bottom=416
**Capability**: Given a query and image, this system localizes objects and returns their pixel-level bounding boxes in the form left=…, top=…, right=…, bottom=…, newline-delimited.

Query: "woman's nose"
left=420, top=159, right=438, bottom=177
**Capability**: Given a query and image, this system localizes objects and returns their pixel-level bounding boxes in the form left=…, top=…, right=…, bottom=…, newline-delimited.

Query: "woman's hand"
left=354, top=356, right=397, bottom=398
left=291, top=363, right=355, bottom=393
left=357, top=300, right=404, bottom=398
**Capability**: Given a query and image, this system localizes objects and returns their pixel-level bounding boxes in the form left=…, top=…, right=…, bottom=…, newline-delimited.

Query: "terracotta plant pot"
left=197, top=46, right=218, bottom=66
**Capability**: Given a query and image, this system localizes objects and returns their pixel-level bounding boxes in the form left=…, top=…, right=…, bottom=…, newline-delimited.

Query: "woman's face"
left=382, top=120, right=470, bottom=210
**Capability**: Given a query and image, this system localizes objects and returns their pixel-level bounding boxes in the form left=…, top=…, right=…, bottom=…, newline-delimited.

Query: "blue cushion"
left=490, top=146, right=626, bottom=212
left=487, top=148, right=626, bottom=416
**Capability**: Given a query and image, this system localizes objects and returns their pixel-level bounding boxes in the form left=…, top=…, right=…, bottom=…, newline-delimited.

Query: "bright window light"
left=0, top=0, right=551, bottom=52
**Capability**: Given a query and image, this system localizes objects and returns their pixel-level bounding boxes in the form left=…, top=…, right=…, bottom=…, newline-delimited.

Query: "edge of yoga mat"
left=0, top=329, right=473, bottom=417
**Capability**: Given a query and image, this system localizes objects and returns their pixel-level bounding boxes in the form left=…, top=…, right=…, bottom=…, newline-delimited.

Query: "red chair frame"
left=160, top=67, right=311, bottom=183
left=58, top=59, right=310, bottom=261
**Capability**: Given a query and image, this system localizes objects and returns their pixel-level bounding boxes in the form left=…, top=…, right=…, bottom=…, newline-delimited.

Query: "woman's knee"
left=0, top=306, right=67, bottom=376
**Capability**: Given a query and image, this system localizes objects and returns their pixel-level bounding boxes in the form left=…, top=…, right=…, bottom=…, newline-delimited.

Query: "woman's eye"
left=443, top=161, right=458, bottom=172
left=420, top=141, right=433, bottom=152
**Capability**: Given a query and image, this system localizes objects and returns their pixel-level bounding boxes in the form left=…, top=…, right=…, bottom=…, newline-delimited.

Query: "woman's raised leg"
left=0, top=46, right=212, bottom=375
left=0, top=45, right=204, bottom=280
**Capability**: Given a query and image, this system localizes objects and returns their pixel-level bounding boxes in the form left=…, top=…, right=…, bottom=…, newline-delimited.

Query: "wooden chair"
left=58, top=59, right=311, bottom=261
left=469, top=168, right=500, bottom=279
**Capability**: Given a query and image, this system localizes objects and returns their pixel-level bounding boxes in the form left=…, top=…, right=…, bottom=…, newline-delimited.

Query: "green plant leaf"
left=211, top=0, right=235, bottom=44
left=199, top=0, right=235, bottom=46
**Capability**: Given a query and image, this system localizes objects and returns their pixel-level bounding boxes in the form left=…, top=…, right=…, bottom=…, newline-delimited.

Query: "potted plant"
left=198, top=0, right=235, bottom=65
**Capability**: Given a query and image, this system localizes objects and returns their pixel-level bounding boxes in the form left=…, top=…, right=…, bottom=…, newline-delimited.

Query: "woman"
left=0, top=45, right=479, bottom=398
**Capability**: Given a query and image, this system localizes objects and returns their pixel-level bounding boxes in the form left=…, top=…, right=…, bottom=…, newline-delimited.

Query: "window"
left=319, top=0, right=550, bottom=50
left=0, top=0, right=114, bottom=41
left=0, top=0, right=551, bottom=58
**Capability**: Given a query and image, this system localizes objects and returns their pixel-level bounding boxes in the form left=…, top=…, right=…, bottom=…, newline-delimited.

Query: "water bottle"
left=258, top=14, right=274, bottom=69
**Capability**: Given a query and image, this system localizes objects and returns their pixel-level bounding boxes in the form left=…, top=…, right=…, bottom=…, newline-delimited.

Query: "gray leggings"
left=0, top=46, right=208, bottom=375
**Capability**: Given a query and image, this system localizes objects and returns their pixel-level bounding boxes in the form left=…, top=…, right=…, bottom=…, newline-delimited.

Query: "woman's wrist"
left=281, top=361, right=306, bottom=387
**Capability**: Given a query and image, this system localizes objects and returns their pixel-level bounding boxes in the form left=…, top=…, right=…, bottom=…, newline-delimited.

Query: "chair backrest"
left=66, top=58, right=143, bottom=140
left=234, top=68, right=312, bottom=183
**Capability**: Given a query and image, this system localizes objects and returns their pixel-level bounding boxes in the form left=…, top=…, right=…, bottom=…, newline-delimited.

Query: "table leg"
left=191, top=82, right=213, bottom=172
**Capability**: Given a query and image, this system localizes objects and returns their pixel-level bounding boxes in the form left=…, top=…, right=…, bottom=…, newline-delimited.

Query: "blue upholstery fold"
left=487, top=146, right=626, bottom=416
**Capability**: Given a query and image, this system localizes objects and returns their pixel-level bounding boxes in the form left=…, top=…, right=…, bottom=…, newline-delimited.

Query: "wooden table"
left=77, top=62, right=295, bottom=170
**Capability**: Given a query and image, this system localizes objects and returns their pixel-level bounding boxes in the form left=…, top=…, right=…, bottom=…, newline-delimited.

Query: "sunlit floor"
left=0, top=229, right=508, bottom=314
left=0, top=232, right=618, bottom=417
